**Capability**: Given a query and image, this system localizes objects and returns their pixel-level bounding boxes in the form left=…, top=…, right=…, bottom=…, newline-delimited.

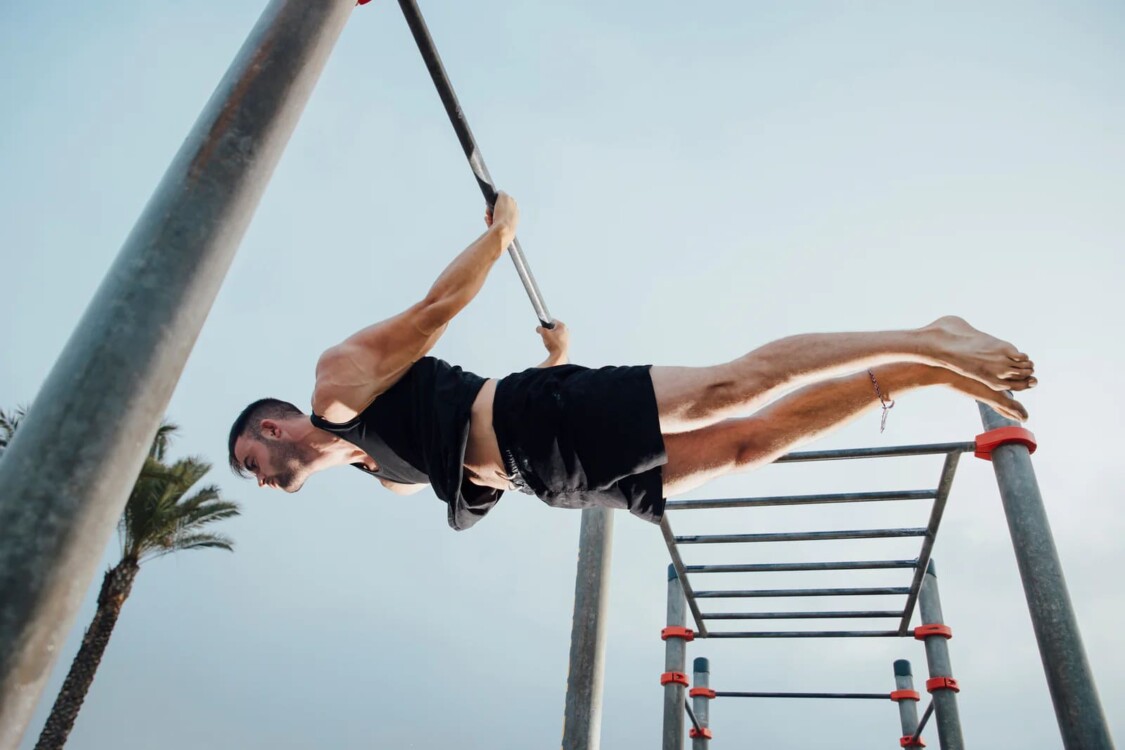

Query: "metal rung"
left=775, top=442, right=976, bottom=462
left=675, top=528, right=928, bottom=544
left=715, top=691, right=890, bottom=700
left=666, top=490, right=936, bottom=511
left=705, top=630, right=904, bottom=639
left=695, top=587, right=911, bottom=598
left=703, top=610, right=904, bottom=620
left=687, top=560, right=917, bottom=574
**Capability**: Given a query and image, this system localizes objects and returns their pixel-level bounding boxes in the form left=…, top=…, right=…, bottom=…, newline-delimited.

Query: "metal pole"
left=893, top=660, right=923, bottom=749
left=917, top=561, right=965, bottom=750
left=663, top=565, right=687, bottom=750
left=691, top=658, right=711, bottom=750
left=978, top=404, right=1113, bottom=749
left=561, top=507, right=614, bottom=750
left=0, top=2, right=354, bottom=746
left=396, top=0, right=553, bottom=327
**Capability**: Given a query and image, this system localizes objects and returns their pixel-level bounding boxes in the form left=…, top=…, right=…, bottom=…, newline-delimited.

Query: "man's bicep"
left=379, top=478, right=429, bottom=496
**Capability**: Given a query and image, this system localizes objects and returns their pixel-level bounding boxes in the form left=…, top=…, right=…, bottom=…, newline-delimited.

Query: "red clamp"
left=660, top=672, right=689, bottom=687
left=689, top=687, right=717, bottom=699
left=913, top=624, right=953, bottom=640
left=689, top=727, right=713, bottom=740
left=926, top=677, right=960, bottom=693
left=661, top=626, right=695, bottom=642
left=974, top=427, right=1037, bottom=461
left=889, top=689, right=920, bottom=702
left=900, top=736, right=926, bottom=747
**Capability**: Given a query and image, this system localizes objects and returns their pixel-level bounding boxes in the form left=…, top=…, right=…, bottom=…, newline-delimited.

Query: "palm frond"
left=0, top=405, right=28, bottom=455
left=119, top=455, right=241, bottom=562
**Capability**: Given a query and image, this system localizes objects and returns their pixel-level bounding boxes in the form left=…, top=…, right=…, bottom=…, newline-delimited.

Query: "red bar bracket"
left=689, top=687, right=717, bottom=699
left=974, top=426, right=1037, bottom=461
left=889, top=689, right=921, bottom=702
left=913, top=624, right=953, bottom=640
left=661, top=626, right=695, bottom=642
left=690, top=727, right=713, bottom=740
left=900, top=735, right=926, bottom=747
left=661, top=671, right=689, bottom=687
left=926, top=676, right=960, bottom=693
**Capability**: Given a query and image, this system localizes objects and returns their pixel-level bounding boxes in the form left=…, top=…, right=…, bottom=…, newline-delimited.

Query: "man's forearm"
left=415, top=221, right=515, bottom=334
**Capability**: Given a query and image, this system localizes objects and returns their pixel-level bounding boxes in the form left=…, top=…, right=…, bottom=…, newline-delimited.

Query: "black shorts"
left=492, top=364, right=668, bottom=524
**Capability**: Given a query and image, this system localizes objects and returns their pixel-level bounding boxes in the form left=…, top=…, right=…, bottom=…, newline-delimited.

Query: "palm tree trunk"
left=33, top=557, right=139, bottom=750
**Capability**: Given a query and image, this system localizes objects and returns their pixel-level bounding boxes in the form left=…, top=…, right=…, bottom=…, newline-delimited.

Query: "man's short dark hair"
left=228, top=398, right=303, bottom=476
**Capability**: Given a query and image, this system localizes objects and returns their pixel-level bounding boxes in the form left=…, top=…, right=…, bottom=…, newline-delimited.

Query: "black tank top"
left=309, top=357, right=502, bottom=531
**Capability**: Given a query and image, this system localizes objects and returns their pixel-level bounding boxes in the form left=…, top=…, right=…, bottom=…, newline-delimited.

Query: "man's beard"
left=268, top=440, right=315, bottom=492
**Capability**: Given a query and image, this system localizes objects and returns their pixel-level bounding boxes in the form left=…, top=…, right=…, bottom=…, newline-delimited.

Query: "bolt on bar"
left=675, top=528, right=928, bottom=545
left=978, top=404, right=1113, bottom=749
left=0, top=2, right=354, bottom=746
left=898, top=452, right=961, bottom=634
left=397, top=0, right=552, bottom=326
left=695, top=587, right=910, bottom=598
left=666, top=489, right=936, bottom=511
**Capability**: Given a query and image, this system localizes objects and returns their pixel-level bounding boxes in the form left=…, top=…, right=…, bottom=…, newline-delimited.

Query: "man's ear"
left=259, top=419, right=283, bottom=440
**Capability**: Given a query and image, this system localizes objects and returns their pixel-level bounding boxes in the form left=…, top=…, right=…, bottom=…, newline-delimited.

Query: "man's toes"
left=1008, top=351, right=1030, bottom=362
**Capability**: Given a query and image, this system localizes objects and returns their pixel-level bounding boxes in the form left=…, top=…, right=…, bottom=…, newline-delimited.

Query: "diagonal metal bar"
left=666, top=490, right=935, bottom=511
left=676, top=528, right=928, bottom=544
left=695, top=587, right=911, bottom=598
left=687, top=560, right=917, bottom=574
left=397, top=0, right=553, bottom=326
left=774, top=442, right=976, bottom=463
left=897, top=452, right=960, bottom=634
left=703, top=610, right=904, bottom=620
left=660, top=516, right=707, bottom=637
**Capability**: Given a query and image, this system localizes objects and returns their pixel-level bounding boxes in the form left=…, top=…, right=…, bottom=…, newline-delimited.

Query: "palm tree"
left=14, top=417, right=242, bottom=750
left=0, top=405, right=25, bottom=455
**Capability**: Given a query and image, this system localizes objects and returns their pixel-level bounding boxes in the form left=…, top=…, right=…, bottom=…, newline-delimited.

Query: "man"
left=229, top=193, right=1035, bottom=530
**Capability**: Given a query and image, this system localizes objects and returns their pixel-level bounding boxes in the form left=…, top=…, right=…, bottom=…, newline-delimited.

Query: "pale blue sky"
left=2, top=1, right=1122, bottom=748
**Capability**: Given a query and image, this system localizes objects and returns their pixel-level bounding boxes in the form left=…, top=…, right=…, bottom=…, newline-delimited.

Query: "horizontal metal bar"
left=703, top=610, right=904, bottom=620
left=666, top=490, right=935, bottom=511
left=775, top=443, right=976, bottom=463
left=675, top=528, right=928, bottom=545
left=704, top=630, right=905, bottom=638
left=715, top=691, right=890, bottom=700
left=695, top=587, right=911, bottom=598
left=686, top=560, right=917, bottom=574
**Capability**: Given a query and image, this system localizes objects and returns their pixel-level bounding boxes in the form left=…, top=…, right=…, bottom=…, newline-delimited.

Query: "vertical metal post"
left=917, top=562, right=965, bottom=750
left=562, top=507, right=613, bottom=750
left=978, top=405, right=1113, bottom=749
left=0, top=2, right=354, bottom=747
left=662, top=565, right=687, bottom=750
left=893, top=659, right=923, bottom=748
left=691, top=658, right=711, bottom=750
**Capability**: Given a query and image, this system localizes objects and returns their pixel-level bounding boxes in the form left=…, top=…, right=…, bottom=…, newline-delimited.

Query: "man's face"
left=234, top=432, right=316, bottom=493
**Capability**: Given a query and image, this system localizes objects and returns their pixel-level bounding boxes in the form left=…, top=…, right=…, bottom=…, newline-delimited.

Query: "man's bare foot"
left=924, top=316, right=1037, bottom=392
left=942, top=369, right=1029, bottom=422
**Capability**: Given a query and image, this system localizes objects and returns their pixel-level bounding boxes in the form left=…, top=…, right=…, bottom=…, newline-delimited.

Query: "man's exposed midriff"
left=464, top=379, right=509, bottom=491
